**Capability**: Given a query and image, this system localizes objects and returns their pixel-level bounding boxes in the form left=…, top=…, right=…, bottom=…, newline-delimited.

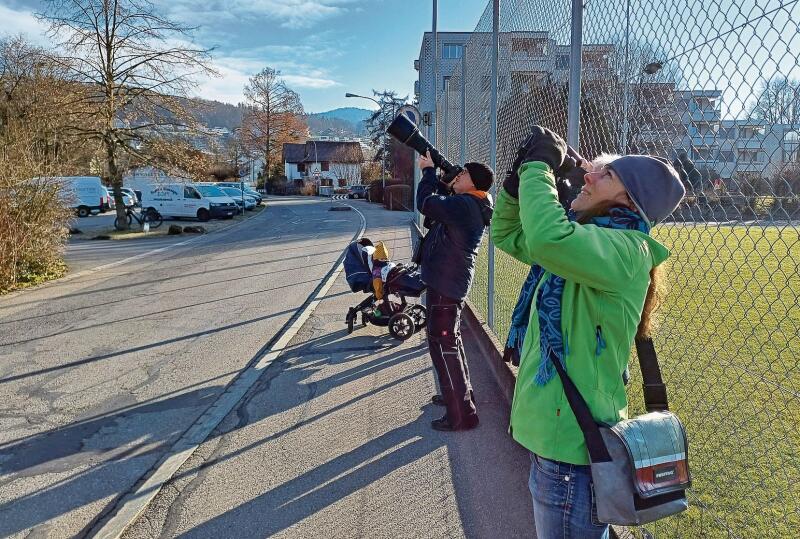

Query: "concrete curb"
left=461, top=299, right=516, bottom=406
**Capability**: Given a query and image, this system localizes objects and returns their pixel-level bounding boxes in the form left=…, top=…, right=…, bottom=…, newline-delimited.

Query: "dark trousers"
left=425, top=288, right=477, bottom=425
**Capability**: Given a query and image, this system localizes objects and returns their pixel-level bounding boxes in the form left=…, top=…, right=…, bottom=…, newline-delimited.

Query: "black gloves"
left=503, top=126, right=588, bottom=200
left=502, top=169, right=520, bottom=199
left=502, top=128, right=540, bottom=198
left=520, top=126, right=568, bottom=172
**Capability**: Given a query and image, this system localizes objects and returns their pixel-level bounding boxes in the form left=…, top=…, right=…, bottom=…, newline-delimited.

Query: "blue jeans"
left=529, top=453, right=609, bottom=539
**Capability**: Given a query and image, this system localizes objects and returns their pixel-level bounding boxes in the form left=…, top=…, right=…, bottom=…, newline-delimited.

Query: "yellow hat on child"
left=373, top=241, right=390, bottom=261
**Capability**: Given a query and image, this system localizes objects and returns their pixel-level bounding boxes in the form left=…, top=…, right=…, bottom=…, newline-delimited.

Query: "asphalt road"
left=0, top=196, right=532, bottom=538
left=68, top=210, right=119, bottom=234
left=0, top=196, right=363, bottom=537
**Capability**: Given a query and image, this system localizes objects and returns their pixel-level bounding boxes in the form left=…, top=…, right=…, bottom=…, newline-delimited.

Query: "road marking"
left=88, top=200, right=365, bottom=539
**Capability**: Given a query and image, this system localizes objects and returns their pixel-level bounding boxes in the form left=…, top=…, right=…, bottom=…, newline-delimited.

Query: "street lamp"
left=346, top=92, right=387, bottom=190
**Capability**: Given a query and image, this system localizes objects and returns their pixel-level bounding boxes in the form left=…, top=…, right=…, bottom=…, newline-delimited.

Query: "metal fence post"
left=460, top=46, right=467, bottom=165
left=431, top=0, right=438, bottom=146
left=444, top=77, right=450, bottom=159
left=567, top=0, right=583, bottom=148
left=487, top=0, right=499, bottom=330
left=620, top=0, right=631, bottom=153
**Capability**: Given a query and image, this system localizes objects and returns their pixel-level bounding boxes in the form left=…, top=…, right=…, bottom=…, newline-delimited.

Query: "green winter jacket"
left=491, top=161, right=670, bottom=465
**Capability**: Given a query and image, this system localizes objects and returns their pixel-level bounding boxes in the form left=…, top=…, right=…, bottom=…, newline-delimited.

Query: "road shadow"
left=0, top=330, right=419, bottom=536
left=165, top=330, right=532, bottom=538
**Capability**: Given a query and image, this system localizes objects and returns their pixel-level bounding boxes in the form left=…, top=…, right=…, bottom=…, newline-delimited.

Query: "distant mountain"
left=182, top=97, right=245, bottom=131
left=166, top=100, right=373, bottom=138
left=306, top=107, right=372, bottom=137
left=312, top=107, right=373, bottom=125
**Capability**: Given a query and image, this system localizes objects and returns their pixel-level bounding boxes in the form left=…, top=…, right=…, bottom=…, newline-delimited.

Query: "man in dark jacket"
left=417, top=150, right=494, bottom=431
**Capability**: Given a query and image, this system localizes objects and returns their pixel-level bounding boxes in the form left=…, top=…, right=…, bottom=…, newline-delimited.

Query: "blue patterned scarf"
left=503, top=207, right=650, bottom=385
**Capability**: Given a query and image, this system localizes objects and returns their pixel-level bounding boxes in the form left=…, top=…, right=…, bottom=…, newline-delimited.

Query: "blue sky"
left=0, top=0, right=488, bottom=112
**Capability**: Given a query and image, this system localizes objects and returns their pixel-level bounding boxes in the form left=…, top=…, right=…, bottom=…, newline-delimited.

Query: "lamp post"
left=345, top=92, right=386, bottom=190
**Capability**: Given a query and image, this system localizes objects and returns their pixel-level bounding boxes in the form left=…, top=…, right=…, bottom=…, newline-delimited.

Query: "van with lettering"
left=54, top=176, right=109, bottom=217
left=140, top=183, right=213, bottom=221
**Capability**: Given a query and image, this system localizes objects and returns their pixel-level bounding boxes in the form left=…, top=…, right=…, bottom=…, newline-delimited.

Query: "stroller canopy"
left=344, top=241, right=373, bottom=293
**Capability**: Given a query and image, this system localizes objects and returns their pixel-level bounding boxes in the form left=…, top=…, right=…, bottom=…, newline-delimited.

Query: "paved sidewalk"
left=124, top=205, right=533, bottom=538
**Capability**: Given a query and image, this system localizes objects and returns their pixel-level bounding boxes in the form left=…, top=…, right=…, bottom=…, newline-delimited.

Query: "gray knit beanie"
left=607, top=155, right=686, bottom=224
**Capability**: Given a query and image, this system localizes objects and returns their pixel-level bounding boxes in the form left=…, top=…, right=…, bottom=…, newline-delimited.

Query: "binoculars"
left=387, top=113, right=462, bottom=183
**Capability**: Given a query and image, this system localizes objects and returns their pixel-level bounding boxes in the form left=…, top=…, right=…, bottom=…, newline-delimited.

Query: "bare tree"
left=329, top=144, right=364, bottom=186
left=37, top=0, right=217, bottom=229
left=241, top=68, right=307, bottom=182
left=0, top=36, right=97, bottom=170
left=749, top=76, right=800, bottom=126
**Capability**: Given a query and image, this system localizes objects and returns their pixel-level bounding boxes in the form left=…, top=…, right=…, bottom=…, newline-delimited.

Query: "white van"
left=194, top=184, right=239, bottom=219
left=141, top=183, right=216, bottom=221
left=56, top=176, right=109, bottom=217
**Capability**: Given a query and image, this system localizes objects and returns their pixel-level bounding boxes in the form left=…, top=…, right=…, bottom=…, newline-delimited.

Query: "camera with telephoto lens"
left=387, top=113, right=462, bottom=184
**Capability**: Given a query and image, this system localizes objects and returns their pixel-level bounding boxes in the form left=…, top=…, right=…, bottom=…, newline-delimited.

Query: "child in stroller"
left=344, top=238, right=427, bottom=340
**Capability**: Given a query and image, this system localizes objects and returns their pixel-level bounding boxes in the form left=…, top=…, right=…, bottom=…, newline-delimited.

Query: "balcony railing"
left=690, top=134, right=719, bottom=146
left=737, top=138, right=766, bottom=150
left=689, top=109, right=720, bottom=122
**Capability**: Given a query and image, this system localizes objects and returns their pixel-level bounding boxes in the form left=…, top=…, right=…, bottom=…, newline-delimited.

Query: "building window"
left=511, top=38, right=548, bottom=57
left=442, top=44, right=463, bottom=59
left=738, top=150, right=763, bottom=162
left=556, top=55, right=569, bottom=69
left=447, top=76, right=461, bottom=91
left=321, top=161, right=330, bottom=171
left=718, top=150, right=735, bottom=162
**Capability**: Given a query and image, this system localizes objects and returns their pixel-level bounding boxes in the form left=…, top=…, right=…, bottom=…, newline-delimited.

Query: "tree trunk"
left=105, top=137, right=128, bottom=230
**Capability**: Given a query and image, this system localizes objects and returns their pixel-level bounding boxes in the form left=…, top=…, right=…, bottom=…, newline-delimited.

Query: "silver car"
left=220, top=187, right=257, bottom=211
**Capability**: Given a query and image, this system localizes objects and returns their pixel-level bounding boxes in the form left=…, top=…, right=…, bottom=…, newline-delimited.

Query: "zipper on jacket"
left=595, top=326, right=607, bottom=357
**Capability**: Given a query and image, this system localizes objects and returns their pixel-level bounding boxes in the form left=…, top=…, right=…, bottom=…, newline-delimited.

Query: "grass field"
left=471, top=224, right=800, bottom=538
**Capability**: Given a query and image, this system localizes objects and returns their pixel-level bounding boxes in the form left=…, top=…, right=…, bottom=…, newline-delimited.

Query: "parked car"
left=140, top=183, right=215, bottom=221
left=220, top=187, right=257, bottom=211
left=194, top=184, right=239, bottom=219
left=55, top=176, right=107, bottom=217
left=215, top=182, right=263, bottom=204
left=120, top=187, right=140, bottom=206
left=100, top=186, right=115, bottom=211
left=347, top=185, right=368, bottom=199
left=107, top=188, right=135, bottom=208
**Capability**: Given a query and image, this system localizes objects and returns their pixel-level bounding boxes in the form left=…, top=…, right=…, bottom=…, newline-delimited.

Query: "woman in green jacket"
left=491, top=127, right=685, bottom=539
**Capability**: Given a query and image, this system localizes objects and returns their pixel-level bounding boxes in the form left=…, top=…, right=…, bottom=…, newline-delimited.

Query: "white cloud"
left=0, top=4, right=53, bottom=46
left=192, top=65, right=249, bottom=104
left=282, top=74, right=339, bottom=88
left=160, top=0, right=360, bottom=30
left=0, top=2, right=345, bottom=104
left=191, top=53, right=341, bottom=103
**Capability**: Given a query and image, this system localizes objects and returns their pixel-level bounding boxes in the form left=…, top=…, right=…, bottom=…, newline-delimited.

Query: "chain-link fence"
left=420, top=0, right=800, bottom=536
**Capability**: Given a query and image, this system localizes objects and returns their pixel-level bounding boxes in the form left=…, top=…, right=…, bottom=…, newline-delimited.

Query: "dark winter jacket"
left=416, top=167, right=493, bottom=301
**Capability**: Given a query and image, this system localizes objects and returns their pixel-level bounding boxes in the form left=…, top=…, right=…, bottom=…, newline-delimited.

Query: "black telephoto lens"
left=387, top=113, right=461, bottom=179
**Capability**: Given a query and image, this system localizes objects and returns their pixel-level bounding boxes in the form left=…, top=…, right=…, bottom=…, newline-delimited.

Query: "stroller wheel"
left=361, top=312, right=368, bottom=326
left=388, top=313, right=415, bottom=341
left=346, top=308, right=355, bottom=334
left=407, top=304, right=427, bottom=331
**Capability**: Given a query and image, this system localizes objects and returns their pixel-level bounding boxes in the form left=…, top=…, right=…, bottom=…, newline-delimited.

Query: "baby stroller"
left=344, top=238, right=427, bottom=341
